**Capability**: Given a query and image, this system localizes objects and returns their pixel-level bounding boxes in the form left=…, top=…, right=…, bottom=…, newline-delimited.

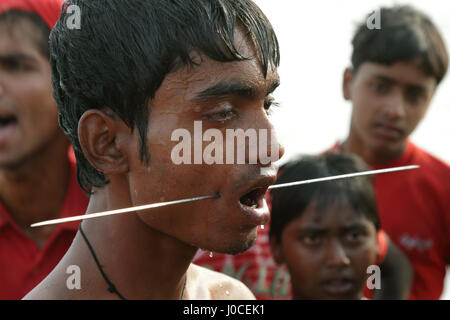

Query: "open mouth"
left=0, top=116, right=17, bottom=128
left=0, top=115, right=19, bottom=146
left=321, top=278, right=355, bottom=296
left=235, top=175, right=275, bottom=225
left=239, top=187, right=266, bottom=209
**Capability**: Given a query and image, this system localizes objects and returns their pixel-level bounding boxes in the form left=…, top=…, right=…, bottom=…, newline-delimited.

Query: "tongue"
left=240, top=189, right=263, bottom=207
left=240, top=196, right=255, bottom=207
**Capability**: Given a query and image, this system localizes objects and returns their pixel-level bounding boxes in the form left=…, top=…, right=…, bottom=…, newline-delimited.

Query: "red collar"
left=332, top=140, right=415, bottom=169
left=371, top=140, right=415, bottom=169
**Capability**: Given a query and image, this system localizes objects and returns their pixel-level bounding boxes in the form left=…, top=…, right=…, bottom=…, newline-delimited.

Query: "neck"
left=342, top=126, right=405, bottom=165
left=73, top=183, right=196, bottom=299
left=0, top=136, right=70, bottom=228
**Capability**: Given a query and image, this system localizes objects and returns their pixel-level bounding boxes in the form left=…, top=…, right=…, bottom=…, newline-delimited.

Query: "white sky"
left=253, top=0, right=450, bottom=300
left=254, top=0, right=450, bottom=164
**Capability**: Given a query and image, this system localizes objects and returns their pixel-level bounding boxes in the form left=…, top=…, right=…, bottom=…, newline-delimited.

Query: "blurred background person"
left=335, top=5, right=450, bottom=299
left=0, top=0, right=88, bottom=299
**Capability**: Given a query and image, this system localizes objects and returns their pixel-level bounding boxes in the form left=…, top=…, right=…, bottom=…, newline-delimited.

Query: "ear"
left=78, top=109, right=130, bottom=175
left=269, top=235, right=285, bottom=265
left=343, top=68, right=354, bottom=101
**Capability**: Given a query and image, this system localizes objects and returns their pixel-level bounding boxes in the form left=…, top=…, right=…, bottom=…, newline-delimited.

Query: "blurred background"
left=254, top=0, right=450, bottom=299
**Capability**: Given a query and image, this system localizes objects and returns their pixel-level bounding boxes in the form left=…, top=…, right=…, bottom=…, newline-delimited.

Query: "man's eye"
left=204, top=109, right=237, bottom=122
left=371, top=81, right=390, bottom=94
left=264, top=100, right=280, bottom=116
left=1, top=61, right=30, bottom=72
left=405, top=89, right=424, bottom=105
left=344, top=231, right=365, bottom=243
left=302, top=234, right=322, bottom=245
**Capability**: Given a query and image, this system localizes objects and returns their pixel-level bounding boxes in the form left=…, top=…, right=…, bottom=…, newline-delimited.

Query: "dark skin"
left=25, top=28, right=284, bottom=299
left=342, top=59, right=436, bottom=165
left=0, top=18, right=70, bottom=248
left=270, top=200, right=379, bottom=300
left=341, top=60, right=423, bottom=299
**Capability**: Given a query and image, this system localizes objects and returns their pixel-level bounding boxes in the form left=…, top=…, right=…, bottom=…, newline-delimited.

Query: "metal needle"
left=31, top=165, right=419, bottom=227
left=268, top=165, right=420, bottom=190
left=31, top=193, right=220, bottom=227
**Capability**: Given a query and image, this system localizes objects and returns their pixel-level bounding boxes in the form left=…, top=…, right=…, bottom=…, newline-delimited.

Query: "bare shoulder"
left=23, top=246, right=93, bottom=300
left=23, top=283, right=49, bottom=300
left=23, top=271, right=66, bottom=300
left=188, top=264, right=255, bottom=300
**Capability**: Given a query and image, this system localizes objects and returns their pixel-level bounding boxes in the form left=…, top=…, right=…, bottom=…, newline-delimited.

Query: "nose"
left=255, top=116, right=285, bottom=167
left=383, top=90, right=406, bottom=120
left=325, top=240, right=351, bottom=268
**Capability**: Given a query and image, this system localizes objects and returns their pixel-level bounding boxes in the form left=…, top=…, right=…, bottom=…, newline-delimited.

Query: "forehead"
left=355, top=60, right=436, bottom=88
left=154, top=28, right=279, bottom=103
left=0, top=17, right=43, bottom=57
left=290, top=200, right=369, bottom=229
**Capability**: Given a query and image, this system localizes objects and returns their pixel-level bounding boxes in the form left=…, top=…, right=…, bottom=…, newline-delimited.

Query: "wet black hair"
left=0, top=10, right=51, bottom=59
left=50, top=0, right=280, bottom=193
left=269, top=152, right=380, bottom=243
left=351, top=5, right=448, bottom=84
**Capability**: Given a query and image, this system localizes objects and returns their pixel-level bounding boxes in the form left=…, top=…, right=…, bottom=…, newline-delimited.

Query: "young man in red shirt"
left=339, top=5, right=450, bottom=299
left=0, top=0, right=88, bottom=299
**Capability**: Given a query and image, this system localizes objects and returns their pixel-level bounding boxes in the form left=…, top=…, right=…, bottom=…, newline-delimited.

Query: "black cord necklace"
left=78, top=223, right=187, bottom=300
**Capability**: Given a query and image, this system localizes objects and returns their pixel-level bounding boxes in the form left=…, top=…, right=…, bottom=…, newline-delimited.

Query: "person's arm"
left=372, top=235, right=414, bottom=300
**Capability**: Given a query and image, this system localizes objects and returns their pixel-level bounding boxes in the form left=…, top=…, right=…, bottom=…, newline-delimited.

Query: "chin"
left=227, top=238, right=256, bottom=255
left=205, top=229, right=258, bottom=255
left=372, top=137, right=406, bottom=152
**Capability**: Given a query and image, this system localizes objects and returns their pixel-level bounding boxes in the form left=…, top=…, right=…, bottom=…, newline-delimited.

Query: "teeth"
left=240, top=196, right=257, bottom=207
left=240, top=196, right=258, bottom=208
left=240, top=188, right=265, bottom=208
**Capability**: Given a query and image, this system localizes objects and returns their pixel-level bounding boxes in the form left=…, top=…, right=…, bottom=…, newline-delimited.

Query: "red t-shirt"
left=0, top=149, right=88, bottom=299
left=333, top=141, right=450, bottom=299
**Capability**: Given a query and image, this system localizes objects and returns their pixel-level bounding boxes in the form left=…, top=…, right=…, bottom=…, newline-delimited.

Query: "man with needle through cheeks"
left=25, top=0, right=284, bottom=300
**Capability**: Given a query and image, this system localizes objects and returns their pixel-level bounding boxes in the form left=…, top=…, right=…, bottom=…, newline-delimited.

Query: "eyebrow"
left=0, top=52, right=38, bottom=63
left=373, top=74, right=428, bottom=91
left=298, top=222, right=369, bottom=234
left=340, top=223, right=368, bottom=232
left=194, top=77, right=280, bottom=101
left=373, top=74, right=396, bottom=85
left=298, top=226, right=326, bottom=233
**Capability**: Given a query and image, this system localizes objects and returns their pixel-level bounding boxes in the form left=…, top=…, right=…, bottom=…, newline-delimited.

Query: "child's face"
left=271, top=199, right=378, bottom=300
